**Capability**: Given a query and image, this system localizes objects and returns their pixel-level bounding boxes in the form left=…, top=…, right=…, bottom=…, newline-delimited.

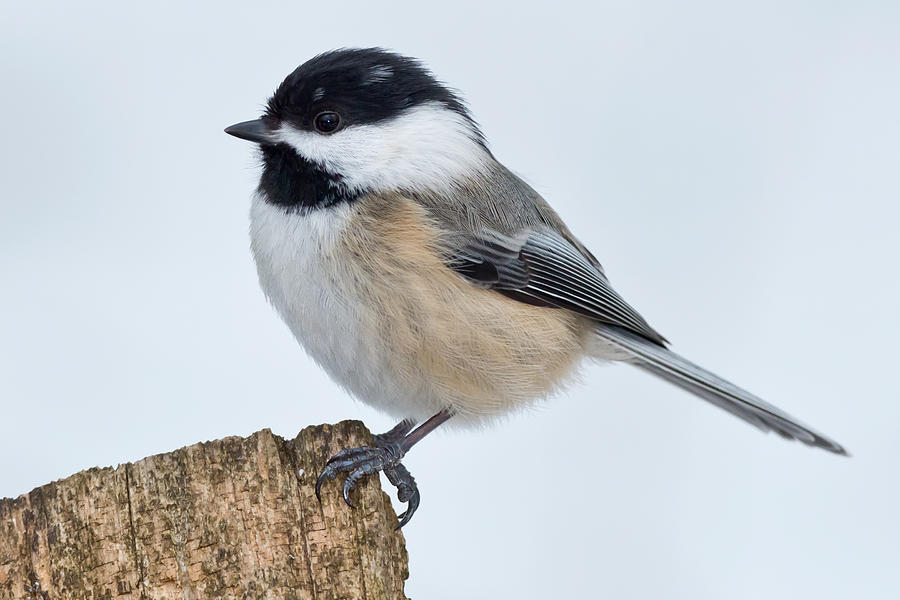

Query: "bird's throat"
left=258, top=144, right=358, bottom=211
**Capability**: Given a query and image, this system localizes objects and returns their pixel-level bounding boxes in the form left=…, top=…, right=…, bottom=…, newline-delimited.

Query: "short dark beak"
left=224, top=119, right=277, bottom=144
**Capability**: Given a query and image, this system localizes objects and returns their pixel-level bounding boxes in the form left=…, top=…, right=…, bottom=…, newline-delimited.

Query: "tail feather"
left=596, top=325, right=847, bottom=455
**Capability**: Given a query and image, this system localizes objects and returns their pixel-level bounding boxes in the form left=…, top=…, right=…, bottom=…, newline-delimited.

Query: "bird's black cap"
left=264, top=48, right=479, bottom=136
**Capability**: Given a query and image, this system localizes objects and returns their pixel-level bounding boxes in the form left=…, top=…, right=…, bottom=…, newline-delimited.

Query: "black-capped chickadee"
left=225, top=48, right=845, bottom=527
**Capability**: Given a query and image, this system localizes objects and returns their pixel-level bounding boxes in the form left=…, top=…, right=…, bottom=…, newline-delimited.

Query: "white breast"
left=249, top=194, right=441, bottom=421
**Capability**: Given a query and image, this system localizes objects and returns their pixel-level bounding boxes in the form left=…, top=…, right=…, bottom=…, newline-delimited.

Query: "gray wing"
left=446, top=225, right=847, bottom=455
left=449, top=227, right=668, bottom=346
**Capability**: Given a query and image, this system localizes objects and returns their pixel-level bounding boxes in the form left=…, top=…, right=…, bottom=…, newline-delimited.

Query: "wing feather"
left=447, top=228, right=667, bottom=346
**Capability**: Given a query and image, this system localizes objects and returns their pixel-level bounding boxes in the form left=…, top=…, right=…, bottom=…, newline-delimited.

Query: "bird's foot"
left=316, top=411, right=452, bottom=528
left=316, top=440, right=420, bottom=528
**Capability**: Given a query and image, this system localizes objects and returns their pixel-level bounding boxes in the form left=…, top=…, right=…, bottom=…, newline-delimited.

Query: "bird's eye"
left=314, top=111, right=341, bottom=133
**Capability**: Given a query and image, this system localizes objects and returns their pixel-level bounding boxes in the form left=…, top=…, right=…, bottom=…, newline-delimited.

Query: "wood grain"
left=0, top=421, right=408, bottom=600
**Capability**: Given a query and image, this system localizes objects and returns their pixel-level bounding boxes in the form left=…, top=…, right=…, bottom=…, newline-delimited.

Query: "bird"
left=225, top=48, right=846, bottom=527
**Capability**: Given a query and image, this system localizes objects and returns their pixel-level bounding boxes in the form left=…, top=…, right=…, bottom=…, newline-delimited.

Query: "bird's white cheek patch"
left=276, top=102, right=491, bottom=195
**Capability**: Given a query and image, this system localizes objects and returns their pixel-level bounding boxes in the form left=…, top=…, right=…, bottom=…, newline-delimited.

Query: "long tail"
left=595, top=325, right=847, bottom=455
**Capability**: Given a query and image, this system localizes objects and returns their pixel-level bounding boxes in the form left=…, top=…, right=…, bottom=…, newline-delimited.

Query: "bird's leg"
left=371, top=418, right=416, bottom=447
left=316, top=409, right=453, bottom=528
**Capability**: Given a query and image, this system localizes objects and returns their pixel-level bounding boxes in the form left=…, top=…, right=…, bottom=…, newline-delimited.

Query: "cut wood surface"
left=0, top=421, right=409, bottom=600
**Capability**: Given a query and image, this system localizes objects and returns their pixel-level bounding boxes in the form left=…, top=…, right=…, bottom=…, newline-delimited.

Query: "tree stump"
left=0, top=421, right=409, bottom=599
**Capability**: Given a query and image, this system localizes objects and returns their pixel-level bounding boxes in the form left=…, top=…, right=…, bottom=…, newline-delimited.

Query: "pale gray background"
left=1, top=1, right=898, bottom=598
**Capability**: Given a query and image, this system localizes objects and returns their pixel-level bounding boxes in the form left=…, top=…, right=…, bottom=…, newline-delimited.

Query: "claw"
left=315, top=469, right=332, bottom=502
left=342, top=467, right=368, bottom=508
left=315, top=411, right=451, bottom=527
left=395, top=488, right=420, bottom=529
left=315, top=442, right=420, bottom=526
left=384, top=463, right=420, bottom=529
left=318, top=449, right=363, bottom=500
left=342, top=479, right=356, bottom=508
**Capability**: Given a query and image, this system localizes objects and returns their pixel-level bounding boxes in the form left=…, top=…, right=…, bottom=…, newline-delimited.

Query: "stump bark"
left=0, top=421, right=409, bottom=600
